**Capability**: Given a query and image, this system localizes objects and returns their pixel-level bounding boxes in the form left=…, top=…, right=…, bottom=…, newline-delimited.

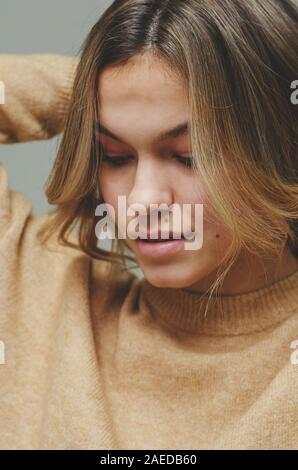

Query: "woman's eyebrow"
left=94, top=121, right=190, bottom=144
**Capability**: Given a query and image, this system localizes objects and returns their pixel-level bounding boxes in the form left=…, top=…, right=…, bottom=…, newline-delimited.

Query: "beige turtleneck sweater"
left=0, top=54, right=297, bottom=450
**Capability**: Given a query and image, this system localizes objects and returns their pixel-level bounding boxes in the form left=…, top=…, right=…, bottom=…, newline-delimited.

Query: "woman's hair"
left=39, top=0, right=298, bottom=302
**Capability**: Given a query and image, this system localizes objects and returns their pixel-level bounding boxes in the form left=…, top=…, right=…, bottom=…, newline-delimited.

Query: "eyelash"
left=101, top=154, right=194, bottom=168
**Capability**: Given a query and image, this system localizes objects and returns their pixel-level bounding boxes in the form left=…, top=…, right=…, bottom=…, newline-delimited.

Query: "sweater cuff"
left=54, top=55, right=79, bottom=132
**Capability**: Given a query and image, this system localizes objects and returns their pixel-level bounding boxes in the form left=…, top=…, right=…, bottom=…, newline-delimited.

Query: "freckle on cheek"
left=216, top=234, right=220, bottom=238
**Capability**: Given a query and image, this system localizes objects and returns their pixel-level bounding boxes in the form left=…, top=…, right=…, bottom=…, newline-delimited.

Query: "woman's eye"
left=173, top=154, right=194, bottom=168
left=101, top=153, right=194, bottom=168
left=101, top=154, right=133, bottom=166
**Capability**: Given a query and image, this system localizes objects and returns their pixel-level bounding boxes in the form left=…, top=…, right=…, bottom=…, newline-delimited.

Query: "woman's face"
left=97, top=52, right=233, bottom=292
left=97, top=52, right=298, bottom=294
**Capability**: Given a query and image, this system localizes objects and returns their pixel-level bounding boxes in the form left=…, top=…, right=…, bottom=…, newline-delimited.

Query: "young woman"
left=0, top=0, right=297, bottom=450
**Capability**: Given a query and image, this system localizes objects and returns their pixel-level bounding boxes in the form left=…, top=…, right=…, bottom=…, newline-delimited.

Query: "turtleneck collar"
left=140, top=269, right=298, bottom=336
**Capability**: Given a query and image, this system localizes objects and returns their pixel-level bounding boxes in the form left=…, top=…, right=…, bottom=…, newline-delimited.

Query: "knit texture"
left=0, top=54, right=297, bottom=450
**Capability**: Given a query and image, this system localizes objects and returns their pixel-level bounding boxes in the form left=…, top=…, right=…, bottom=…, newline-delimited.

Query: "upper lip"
left=137, top=231, right=185, bottom=240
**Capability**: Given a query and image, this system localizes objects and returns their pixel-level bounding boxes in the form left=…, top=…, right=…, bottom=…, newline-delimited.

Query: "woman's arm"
left=0, top=54, right=78, bottom=238
left=0, top=54, right=78, bottom=143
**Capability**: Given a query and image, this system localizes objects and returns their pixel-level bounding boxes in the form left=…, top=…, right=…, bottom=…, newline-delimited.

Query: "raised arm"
left=0, top=54, right=78, bottom=143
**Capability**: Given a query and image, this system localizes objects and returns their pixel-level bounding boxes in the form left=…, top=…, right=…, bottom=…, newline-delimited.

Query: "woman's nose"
left=127, top=160, right=173, bottom=210
left=127, top=188, right=172, bottom=210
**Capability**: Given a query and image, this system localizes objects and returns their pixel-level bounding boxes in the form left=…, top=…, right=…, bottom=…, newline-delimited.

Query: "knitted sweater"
left=0, top=54, right=297, bottom=450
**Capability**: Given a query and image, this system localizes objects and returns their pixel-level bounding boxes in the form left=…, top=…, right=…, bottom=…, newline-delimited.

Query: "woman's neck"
left=184, top=244, right=298, bottom=297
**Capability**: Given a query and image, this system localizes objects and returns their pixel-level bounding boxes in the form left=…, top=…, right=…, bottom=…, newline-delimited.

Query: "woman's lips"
left=135, top=237, right=186, bottom=258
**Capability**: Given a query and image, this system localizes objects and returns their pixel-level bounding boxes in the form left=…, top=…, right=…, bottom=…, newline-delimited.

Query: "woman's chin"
left=141, top=265, right=207, bottom=290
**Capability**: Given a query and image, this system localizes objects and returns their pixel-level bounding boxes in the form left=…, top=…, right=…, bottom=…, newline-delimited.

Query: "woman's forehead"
left=98, top=53, right=187, bottom=106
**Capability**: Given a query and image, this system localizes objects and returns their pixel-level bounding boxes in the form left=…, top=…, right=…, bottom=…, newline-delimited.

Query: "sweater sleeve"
left=0, top=54, right=79, bottom=143
left=0, top=54, right=78, bottom=239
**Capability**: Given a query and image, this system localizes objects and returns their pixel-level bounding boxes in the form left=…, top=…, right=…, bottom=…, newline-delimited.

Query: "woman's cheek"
left=99, top=171, right=124, bottom=205
left=187, top=188, right=232, bottom=255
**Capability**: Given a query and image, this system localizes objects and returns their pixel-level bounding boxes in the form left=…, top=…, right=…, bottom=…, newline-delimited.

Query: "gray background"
left=0, top=0, right=112, bottom=214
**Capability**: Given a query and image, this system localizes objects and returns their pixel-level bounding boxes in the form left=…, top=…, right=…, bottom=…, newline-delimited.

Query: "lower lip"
left=136, top=238, right=186, bottom=258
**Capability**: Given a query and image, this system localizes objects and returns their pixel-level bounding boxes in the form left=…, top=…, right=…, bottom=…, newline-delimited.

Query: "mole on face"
left=216, top=234, right=220, bottom=238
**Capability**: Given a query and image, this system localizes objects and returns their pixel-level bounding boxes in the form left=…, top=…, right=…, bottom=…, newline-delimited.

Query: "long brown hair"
left=39, top=0, right=298, bottom=301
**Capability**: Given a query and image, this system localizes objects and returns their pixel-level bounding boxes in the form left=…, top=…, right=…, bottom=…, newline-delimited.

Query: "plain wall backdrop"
left=0, top=0, right=112, bottom=214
